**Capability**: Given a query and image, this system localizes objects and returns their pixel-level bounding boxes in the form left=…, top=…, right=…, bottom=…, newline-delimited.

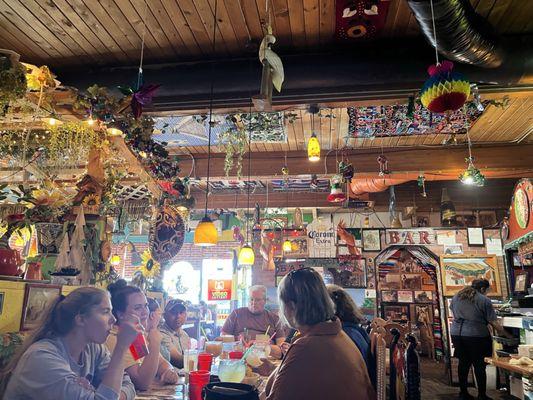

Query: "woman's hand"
left=147, top=309, right=162, bottom=332
left=280, top=342, right=291, bottom=355
left=117, top=315, right=142, bottom=349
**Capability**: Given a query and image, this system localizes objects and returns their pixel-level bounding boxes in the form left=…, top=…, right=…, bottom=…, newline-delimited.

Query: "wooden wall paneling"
left=62, top=0, right=132, bottom=62
left=127, top=0, right=179, bottom=59
left=151, top=0, right=202, bottom=57
left=240, top=0, right=264, bottom=40
left=286, top=119, right=297, bottom=151
left=294, top=110, right=306, bottom=150
left=15, top=0, right=95, bottom=63
left=499, top=0, right=533, bottom=34
left=287, top=0, right=306, bottom=48
left=382, top=0, right=402, bottom=37
left=390, top=0, right=413, bottom=37
left=303, top=0, right=320, bottom=48
left=405, top=11, right=420, bottom=36
left=485, top=0, right=513, bottom=29
left=474, top=0, right=496, bottom=18
left=469, top=104, right=505, bottom=141
left=175, top=0, right=212, bottom=55
left=206, top=0, right=241, bottom=54
left=193, top=0, right=232, bottom=55
left=0, top=23, right=47, bottom=64
left=271, top=0, right=292, bottom=47
left=338, top=107, right=349, bottom=149
left=109, top=0, right=164, bottom=60
left=478, top=98, right=524, bottom=141
left=0, top=0, right=67, bottom=60
left=318, top=0, right=335, bottom=45
left=490, top=99, right=533, bottom=142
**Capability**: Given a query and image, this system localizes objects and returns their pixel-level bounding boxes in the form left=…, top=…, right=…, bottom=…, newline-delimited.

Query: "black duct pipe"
left=407, top=0, right=505, bottom=68
left=57, top=38, right=531, bottom=111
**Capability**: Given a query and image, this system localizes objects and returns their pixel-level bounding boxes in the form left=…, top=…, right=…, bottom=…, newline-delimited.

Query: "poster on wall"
left=440, top=255, right=501, bottom=297
left=282, top=229, right=309, bottom=258
left=307, top=218, right=336, bottom=258
left=385, top=229, right=436, bottom=245
left=362, top=229, right=381, bottom=251
left=328, top=256, right=367, bottom=288
left=207, top=279, right=233, bottom=301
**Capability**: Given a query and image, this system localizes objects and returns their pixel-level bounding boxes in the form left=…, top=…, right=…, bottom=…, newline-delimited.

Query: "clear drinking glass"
left=218, top=359, right=246, bottom=383
left=183, top=349, right=199, bottom=372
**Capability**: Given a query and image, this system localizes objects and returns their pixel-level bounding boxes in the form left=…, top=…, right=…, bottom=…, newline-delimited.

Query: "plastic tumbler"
left=129, top=333, right=149, bottom=361
left=197, top=352, right=213, bottom=372
left=229, top=351, right=244, bottom=360
left=188, top=370, right=210, bottom=400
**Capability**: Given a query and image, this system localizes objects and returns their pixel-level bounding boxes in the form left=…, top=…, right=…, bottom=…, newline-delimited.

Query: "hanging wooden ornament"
left=149, top=205, right=185, bottom=264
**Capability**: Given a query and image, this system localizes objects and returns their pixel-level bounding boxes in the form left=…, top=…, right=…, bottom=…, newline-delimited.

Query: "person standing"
left=450, top=279, right=510, bottom=400
left=221, top=285, right=285, bottom=359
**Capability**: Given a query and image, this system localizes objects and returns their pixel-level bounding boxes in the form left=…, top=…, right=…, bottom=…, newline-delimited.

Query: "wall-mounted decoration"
left=401, top=274, right=422, bottom=290
left=307, top=218, right=336, bottom=258
left=515, top=272, right=529, bottom=293
left=282, top=229, right=308, bottom=258
left=208, top=180, right=265, bottom=193
left=466, top=227, right=485, bottom=247
left=271, top=177, right=330, bottom=192
left=347, top=102, right=485, bottom=138
left=381, top=290, right=397, bottom=302
left=21, top=284, right=61, bottom=331
left=337, top=221, right=362, bottom=255
left=514, top=186, right=530, bottom=229
left=149, top=205, right=185, bottom=264
left=362, top=229, right=381, bottom=251
left=335, top=0, right=391, bottom=40
left=398, top=290, right=413, bottom=303
left=440, top=255, right=501, bottom=297
left=382, top=303, right=410, bottom=323
left=385, top=229, right=436, bottom=245
left=414, top=290, right=433, bottom=303
left=328, top=256, right=367, bottom=288
left=207, top=279, right=233, bottom=301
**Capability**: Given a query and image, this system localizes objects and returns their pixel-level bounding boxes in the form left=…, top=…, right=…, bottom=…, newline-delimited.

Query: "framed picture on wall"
left=440, top=255, right=501, bottom=297
left=21, top=284, right=62, bottom=331
left=515, top=272, right=529, bottom=293
left=382, top=303, right=410, bottom=323
left=362, top=229, right=381, bottom=252
left=398, top=290, right=413, bottom=303
left=467, top=227, right=485, bottom=246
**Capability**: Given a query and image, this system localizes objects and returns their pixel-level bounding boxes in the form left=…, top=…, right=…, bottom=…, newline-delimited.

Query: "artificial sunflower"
left=82, top=193, right=101, bottom=207
left=30, top=188, right=67, bottom=208
left=138, top=250, right=160, bottom=279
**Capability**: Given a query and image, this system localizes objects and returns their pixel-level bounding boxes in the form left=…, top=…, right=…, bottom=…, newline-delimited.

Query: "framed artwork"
left=440, top=255, right=502, bottom=297
left=422, top=277, right=435, bottom=286
left=328, top=256, right=367, bottom=288
left=414, top=290, right=433, bottom=303
left=21, top=284, right=62, bottom=331
left=0, top=291, right=4, bottom=315
left=515, top=272, right=529, bottom=293
left=362, top=229, right=381, bottom=252
left=382, top=303, right=410, bottom=323
left=400, top=274, right=422, bottom=290
left=381, top=290, right=398, bottom=302
left=467, top=227, right=485, bottom=247
left=282, top=229, right=309, bottom=258
left=379, top=273, right=401, bottom=290
left=398, top=290, right=413, bottom=303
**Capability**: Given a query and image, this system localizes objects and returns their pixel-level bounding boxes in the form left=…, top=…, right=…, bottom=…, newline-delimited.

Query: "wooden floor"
left=420, top=358, right=513, bottom=399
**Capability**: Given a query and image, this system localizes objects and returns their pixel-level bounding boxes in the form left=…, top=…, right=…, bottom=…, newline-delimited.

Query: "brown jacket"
left=265, top=318, right=376, bottom=400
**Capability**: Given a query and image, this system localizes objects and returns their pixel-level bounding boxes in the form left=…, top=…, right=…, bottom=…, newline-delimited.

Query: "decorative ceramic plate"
left=514, top=187, right=530, bottom=229
left=149, top=206, right=185, bottom=264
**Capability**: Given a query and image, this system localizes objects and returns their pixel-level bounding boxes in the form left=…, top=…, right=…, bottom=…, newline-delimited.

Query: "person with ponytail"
left=106, top=280, right=178, bottom=391
left=450, top=278, right=511, bottom=400
left=1, top=287, right=138, bottom=400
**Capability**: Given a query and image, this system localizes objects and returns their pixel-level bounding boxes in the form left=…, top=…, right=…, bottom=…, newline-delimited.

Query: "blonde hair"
left=0, top=287, right=107, bottom=395
left=278, top=268, right=335, bottom=329
left=327, top=284, right=365, bottom=324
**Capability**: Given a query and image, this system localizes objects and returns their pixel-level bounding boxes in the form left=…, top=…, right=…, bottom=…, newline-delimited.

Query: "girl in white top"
left=1, top=287, right=138, bottom=400
left=106, top=280, right=178, bottom=391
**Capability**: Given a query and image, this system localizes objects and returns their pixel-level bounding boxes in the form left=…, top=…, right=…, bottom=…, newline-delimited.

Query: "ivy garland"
left=0, top=54, right=27, bottom=111
left=48, top=122, right=103, bottom=168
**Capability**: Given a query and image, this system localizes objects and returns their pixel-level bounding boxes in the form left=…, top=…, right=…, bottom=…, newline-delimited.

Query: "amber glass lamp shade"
left=238, top=244, right=255, bottom=266
left=307, top=133, right=320, bottom=162
left=194, top=216, right=218, bottom=246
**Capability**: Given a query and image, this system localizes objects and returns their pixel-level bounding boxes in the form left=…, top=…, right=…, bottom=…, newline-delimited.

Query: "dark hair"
left=457, top=278, right=491, bottom=301
left=147, top=298, right=160, bottom=313
left=0, top=287, right=107, bottom=395
left=327, top=284, right=365, bottom=324
left=278, top=267, right=335, bottom=328
left=107, top=279, right=142, bottom=321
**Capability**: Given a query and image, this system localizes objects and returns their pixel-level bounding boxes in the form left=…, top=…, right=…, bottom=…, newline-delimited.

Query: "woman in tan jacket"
left=264, top=267, right=376, bottom=400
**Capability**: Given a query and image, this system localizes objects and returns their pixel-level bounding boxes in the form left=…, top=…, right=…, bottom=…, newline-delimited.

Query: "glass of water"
left=183, top=349, right=199, bottom=372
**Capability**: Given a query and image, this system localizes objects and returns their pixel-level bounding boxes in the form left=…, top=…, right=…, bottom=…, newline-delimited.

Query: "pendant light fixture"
left=282, top=168, right=292, bottom=254
left=194, top=0, right=219, bottom=247
left=238, top=103, right=255, bottom=265
left=459, top=124, right=485, bottom=186
left=307, top=105, right=320, bottom=162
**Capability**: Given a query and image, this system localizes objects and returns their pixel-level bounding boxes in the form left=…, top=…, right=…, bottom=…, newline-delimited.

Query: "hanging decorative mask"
left=149, top=205, right=185, bottom=264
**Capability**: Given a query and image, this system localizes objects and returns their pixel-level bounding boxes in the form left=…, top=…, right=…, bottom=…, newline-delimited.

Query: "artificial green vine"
left=47, top=122, right=103, bottom=167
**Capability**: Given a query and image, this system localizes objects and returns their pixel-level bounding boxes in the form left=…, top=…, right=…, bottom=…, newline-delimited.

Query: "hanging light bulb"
left=86, top=117, right=96, bottom=126
left=106, top=126, right=124, bottom=137
left=194, top=216, right=218, bottom=246
left=110, top=254, right=121, bottom=266
left=42, top=116, right=63, bottom=126
left=307, top=132, right=320, bottom=162
left=282, top=239, right=292, bottom=253
left=238, top=244, right=255, bottom=266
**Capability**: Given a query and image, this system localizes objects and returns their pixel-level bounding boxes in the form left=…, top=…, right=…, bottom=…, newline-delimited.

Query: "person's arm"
left=125, top=328, right=162, bottom=391
left=160, top=332, right=185, bottom=368
left=156, top=354, right=179, bottom=384
left=483, top=297, right=512, bottom=338
left=220, top=310, right=237, bottom=337
left=489, top=319, right=513, bottom=338
left=270, top=337, right=286, bottom=359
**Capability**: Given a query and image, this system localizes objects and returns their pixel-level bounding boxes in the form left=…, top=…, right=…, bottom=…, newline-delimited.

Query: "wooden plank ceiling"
left=0, top=0, right=531, bottom=68
left=166, top=95, right=533, bottom=155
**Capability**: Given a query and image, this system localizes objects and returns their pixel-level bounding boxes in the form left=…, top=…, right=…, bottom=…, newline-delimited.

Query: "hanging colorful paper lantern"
left=194, top=216, right=218, bottom=246
left=238, top=244, right=255, bottom=266
left=420, top=61, right=470, bottom=114
left=307, top=132, right=320, bottom=162
left=327, top=174, right=346, bottom=203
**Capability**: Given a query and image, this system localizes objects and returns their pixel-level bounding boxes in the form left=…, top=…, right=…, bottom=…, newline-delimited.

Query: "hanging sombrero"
left=149, top=205, right=185, bottom=264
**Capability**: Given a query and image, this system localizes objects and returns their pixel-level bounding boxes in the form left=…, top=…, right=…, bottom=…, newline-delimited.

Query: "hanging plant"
left=0, top=50, right=27, bottom=110
left=219, top=122, right=248, bottom=178
left=47, top=122, right=103, bottom=167
left=459, top=157, right=485, bottom=186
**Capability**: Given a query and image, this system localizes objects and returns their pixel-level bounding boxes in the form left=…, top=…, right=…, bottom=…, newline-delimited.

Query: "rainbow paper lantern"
left=420, top=61, right=470, bottom=114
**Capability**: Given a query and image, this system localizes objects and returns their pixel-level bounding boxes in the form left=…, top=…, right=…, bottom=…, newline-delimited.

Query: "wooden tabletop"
left=484, top=357, right=533, bottom=377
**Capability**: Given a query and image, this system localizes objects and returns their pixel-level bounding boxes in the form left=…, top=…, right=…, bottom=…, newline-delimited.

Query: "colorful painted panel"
left=347, top=102, right=486, bottom=138
left=335, top=0, right=391, bottom=40
left=440, top=255, right=501, bottom=296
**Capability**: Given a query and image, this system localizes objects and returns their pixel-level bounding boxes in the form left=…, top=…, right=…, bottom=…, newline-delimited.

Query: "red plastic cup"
left=129, top=333, right=149, bottom=361
left=197, top=352, right=213, bottom=372
left=189, top=370, right=210, bottom=400
left=229, top=351, right=244, bottom=360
